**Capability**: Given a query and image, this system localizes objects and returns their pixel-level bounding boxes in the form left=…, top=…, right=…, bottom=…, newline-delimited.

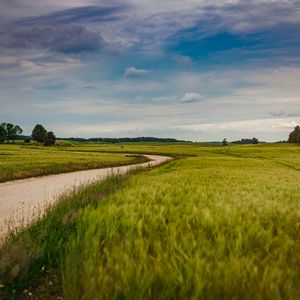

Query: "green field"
left=1, top=143, right=300, bottom=299
left=0, top=144, right=148, bottom=182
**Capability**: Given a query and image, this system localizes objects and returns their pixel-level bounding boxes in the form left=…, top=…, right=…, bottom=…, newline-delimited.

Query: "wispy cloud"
left=124, top=67, right=152, bottom=78
left=269, top=110, right=300, bottom=118
left=179, top=92, right=204, bottom=103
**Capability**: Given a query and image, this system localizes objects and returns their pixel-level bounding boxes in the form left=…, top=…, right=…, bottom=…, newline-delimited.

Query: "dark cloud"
left=0, top=61, right=21, bottom=69
left=13, top=5, right=127, bottom=26
left=0, top=24, right=105, bottom=54
left=168, top=19, right=300, bottom=66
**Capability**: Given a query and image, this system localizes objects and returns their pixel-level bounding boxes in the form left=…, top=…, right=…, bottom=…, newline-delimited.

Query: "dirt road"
left=0, top=154, right=171, bottom=238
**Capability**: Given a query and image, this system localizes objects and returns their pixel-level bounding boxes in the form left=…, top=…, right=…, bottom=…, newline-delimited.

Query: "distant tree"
left=32, top=124, right=47, bottom=143
left=12, top=125, right=23, bottom=142
left=222, top=138, right=228, bottom=146
left=44, top=131, right=56, bottom=146
left=5, top=123, right=14, bottom=142
left=0, top=123, right=6, bottom=143
left=2, top=123, right=23, bottom=143
left=288, top=125, right=300, bottom=143
left=232, top=137, right=259, bottom=144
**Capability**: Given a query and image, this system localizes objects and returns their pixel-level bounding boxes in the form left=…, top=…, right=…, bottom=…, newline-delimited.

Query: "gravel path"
left=0, top=154, right=171, bottom=238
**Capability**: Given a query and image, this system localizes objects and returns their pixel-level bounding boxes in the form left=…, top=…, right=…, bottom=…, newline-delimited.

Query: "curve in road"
left=0, top=154, right=172, bottom=239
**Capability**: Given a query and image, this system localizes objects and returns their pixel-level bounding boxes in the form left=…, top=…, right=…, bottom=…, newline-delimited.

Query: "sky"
left=0, top=0, right=299, bottom=141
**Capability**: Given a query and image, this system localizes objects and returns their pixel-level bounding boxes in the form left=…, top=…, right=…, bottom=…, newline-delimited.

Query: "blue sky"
left=0, top=0, right=299, bottom=141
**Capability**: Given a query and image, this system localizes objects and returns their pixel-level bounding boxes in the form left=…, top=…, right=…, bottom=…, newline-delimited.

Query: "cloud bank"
left=0, top=0, right=299, bottom=141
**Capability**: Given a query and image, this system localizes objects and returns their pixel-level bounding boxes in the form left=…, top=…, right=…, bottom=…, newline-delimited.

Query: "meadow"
left=0, top=144, right=148, bottom=182
left=1, top=143, right=300, bottom=299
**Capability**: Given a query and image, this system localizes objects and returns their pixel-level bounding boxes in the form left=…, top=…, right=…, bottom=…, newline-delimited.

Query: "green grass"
left=1, top=143, right=300, bottom=299
left=0, top=173, right=135, bottom=299
left=0, top=144, right=148, bottom=182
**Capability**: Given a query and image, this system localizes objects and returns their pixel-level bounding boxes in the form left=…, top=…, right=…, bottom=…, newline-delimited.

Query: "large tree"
left=32, top=124, right=47, bottom=143
left=288, top=125, right=300, bottom=143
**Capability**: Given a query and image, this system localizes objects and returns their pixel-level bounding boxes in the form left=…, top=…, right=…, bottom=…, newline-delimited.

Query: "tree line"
left=222, top=137, right=259, bottom=146
left=231, top=138, right=259, bottom=144
left=0, top=123, right=56, bottom=146
left=66, top=137, right=188, bottom=143
left=1, top=122, right=299, bottom=145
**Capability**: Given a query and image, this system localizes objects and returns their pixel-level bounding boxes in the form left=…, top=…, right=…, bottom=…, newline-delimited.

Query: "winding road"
left=0, top=154, right=172, bottom=239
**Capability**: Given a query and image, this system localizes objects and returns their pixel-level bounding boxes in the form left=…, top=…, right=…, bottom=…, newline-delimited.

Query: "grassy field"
left=0, top=144, right=148, bottom=182
left=1, top=143, right=300, bottom=299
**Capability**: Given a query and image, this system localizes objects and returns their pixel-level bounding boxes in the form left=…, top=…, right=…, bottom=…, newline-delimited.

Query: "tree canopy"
left=44, top=131, right=56, bottom=146
left=32, top=124, right=47, bottom=143
left=0, top=123, right=23, bottom=143
left=288, top=125, right=300, bottom=143
left=32, top=124, right=56, bottom=146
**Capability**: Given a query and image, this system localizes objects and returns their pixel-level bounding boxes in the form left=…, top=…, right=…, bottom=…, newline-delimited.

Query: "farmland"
left=1, top=143, right=300, bottom=299
left=0, top=144, right=148, bottom=182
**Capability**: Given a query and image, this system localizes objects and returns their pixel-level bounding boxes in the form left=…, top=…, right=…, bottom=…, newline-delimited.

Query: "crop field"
left=1, top=143, right=300, bottom=299
left=0, top=144, right=147, bottom=182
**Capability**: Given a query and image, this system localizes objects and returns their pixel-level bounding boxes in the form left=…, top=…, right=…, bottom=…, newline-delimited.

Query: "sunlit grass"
left=1, top=143, right=300, bottom=299
left=0, top=173, right=135, bottom=299
left=63, top=148, right=300, bottom=299
left=0, top=144, right=147, bottom=182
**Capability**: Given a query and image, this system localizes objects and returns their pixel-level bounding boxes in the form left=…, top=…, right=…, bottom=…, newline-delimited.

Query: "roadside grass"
left=1, top=143, right=300, bottom=299
left=0, top=172, right=137, bottom=299
left=0, top=144, right=148, bottom=182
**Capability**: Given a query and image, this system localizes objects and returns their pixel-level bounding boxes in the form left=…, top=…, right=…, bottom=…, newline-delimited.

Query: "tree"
left=222, top=138, right=228, bottom=146
left=5, top=123, right=14, bottom=142
left=0, top=123, right=6, bottom=143
left=2, top=123, right=23, bottom=143
left=288, top=125, right=300, bottom=143
left=32, top=124, right=47, bottom=143
left=13, top=125, right=23, bottom=142
left=252, top=137, right=259, bottom=144
left=44, top=131, right=56, bottom=146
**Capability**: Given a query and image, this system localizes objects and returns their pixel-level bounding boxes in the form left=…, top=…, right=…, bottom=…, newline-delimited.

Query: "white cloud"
left=180, top=92, right=204, bottom=103
left=124, top=67, right=152, bottom=78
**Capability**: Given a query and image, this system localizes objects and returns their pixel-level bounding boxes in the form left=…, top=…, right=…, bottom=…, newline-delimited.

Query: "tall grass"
left=1, top=144, right=300, bottom=299
left=0, top=144, right=148, bottom=182
left=62, top=148, right=300, bottom=299
left=0, top=173, right=136, bottom=299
